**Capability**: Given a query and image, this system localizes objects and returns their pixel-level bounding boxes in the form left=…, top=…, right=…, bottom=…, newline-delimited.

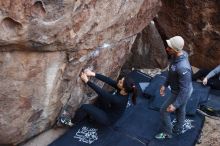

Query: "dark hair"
left=123, top=76, right=137, bottom=105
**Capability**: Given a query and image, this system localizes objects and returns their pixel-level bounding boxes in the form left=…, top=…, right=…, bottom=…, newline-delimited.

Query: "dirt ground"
left=196, top=116, right=220, bottom=146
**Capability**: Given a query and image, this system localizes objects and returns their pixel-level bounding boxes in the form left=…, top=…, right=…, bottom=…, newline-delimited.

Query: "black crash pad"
left=148, top=113, right=204, bottom=146
left=113, top=105, right=161, bottom=144
left=49, top=120, right=145, bottom=146
left=200, top=89, right=220, bottom=117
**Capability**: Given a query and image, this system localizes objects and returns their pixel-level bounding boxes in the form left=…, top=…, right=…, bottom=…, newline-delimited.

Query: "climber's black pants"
left=72, top=104, right=111, bottom=126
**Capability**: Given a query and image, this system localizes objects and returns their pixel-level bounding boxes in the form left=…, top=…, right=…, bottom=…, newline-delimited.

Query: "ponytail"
left=131, top=85, right=137, bottom=105
left=123, top=76, right=137, bottom=105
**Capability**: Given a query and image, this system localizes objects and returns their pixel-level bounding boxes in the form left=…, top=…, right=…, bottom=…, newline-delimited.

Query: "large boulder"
left=0, top=0, right=161, bottom=145
left=122, top=20, right=168, bottom=69
left=156, top=0, right=220, bottom=69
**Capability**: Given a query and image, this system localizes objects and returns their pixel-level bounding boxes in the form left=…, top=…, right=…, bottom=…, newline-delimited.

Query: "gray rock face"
left=0, top=0, right=161, bottom=144
left=0, top=0, right=161, bottom=52
left=156, top=0, right=220, bottom=69
left=123, top=21, right=168, bottom=69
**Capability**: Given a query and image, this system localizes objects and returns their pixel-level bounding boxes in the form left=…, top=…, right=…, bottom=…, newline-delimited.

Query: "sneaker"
left=60, top=116, right=74, bottom=126
left=57, top=111, right=74, bottom=127
left=155, top=132, right=172, bottom=140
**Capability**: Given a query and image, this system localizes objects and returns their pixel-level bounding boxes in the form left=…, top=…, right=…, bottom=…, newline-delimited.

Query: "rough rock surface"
left=0, top=0, right=161, bottom=145
left=122, top=20, right=168, bottom=70
left=156, top=0, right=220, bottom=69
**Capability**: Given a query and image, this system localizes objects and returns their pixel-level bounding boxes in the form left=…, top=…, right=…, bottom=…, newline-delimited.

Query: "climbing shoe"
left=57, top=111, right=74, bottom=127
left=59, top=116, right=73, bottom=127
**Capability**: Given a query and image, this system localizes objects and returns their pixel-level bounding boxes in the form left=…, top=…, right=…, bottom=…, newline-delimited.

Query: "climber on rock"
left=58, top=69, right=137, bottom=127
